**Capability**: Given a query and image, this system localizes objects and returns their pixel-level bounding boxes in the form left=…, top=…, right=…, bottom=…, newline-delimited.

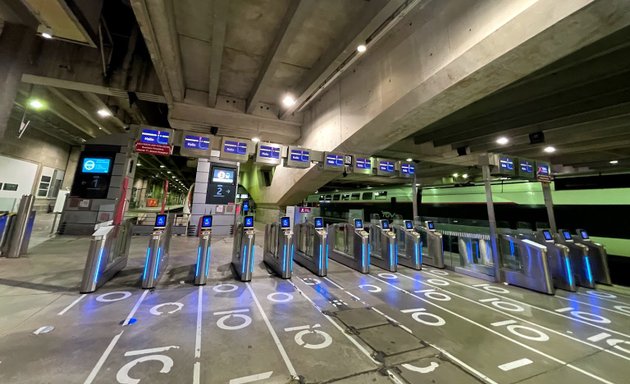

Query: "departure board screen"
left=499, top=157, right=515, bottom=171
left=184, top=135, right=210, bottom=150
left=258, top=145, right=281, bottom=159
left=140, top=128, right=170, bottom=145
left=355, top=158, right=371, bottom=169
left=81, top=158, right=111, bottom=174
left=326, top=154, right=344, bottom=167
left=401, top=163, right=415, bottom=175
left=224, top=140, right=248, bottom=155
left=378, top=161, right=395, bottom=173
left=290, top=149, right=310, bottom=163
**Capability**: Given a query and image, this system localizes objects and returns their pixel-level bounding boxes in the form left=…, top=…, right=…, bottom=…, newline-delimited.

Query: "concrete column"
left=482, top=164, right=501, bottom=283
left=411, top=173, right=419, bottom=219
left=541, top=182, right=557, bottom=233
left=0, top=23, right=35, bottom=139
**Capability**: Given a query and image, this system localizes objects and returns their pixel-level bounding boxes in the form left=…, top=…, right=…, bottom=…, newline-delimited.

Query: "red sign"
left=134, top=141, right=173, bottom=156
left=299, top=207, right=311, bottom=213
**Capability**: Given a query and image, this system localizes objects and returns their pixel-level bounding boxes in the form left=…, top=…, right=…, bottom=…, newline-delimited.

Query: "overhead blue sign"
left=224, top=140, right=248, bottom=155
left=184, top=135, right=210, bottom=150
left=401, top=163, right=415, bottom=175
left=81, top=158, right=111, bottom=174
left=499, top=157, right=514, bottom=171
left=259, top=145, right=281, bottom=159
left=326, top=154, right=344, bottom=167
left=519, top=160, right=533, bottom=174
left=355, top=158, right=371, bottom=169
left=290, top=149, right=310, bottom=163
left=378, top=160, right=395, bottom=173
left=140, top=129, right=170, bottom=145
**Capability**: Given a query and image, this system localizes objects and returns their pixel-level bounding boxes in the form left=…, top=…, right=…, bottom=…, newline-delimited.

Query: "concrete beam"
left=246, top=0, right=314, bottom=114
left=169, top=102, right=301, bottom=144
left=46, top=87, right=113, bottom=135
left=208, top=0, right=228, bottom=107
left=81, top=92, right=127, bottom=132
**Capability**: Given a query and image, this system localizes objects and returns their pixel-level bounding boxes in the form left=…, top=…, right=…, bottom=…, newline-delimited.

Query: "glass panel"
left=362, top=192, right=373, bottom=200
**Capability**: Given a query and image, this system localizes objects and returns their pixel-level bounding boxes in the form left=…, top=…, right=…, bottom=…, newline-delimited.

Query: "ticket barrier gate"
left=80, top=219, right=133, bottom=293
left=518, top=230, right=576, bottom=292
left=414, top=220, right=445, bottom=268
left=367, top=219, right=397, bottom=272
left=293, top=217, right=328, bottom=276
left=394, top=220, right=422, bottom=270
left=329, top=219, right=370, bottom=273
left=232, top=215, right=256, bottom=282
left=3, top=195, right=36, bottom=258
left=556, top=229, right=597, bottom=289
left=499, top=234, right=555, bottom=294
left=194, top=216, right=213, bottom=286
left=573, top=229, right=612, bottom=285
left=0, top=212, right=14, bottom=256
left=141, top=214, right=173, bottom=289
left=263, top=217, right=294, bottom=279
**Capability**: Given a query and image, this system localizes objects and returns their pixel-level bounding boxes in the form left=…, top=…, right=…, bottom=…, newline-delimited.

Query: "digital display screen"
left=184, top=135, right=210, bottom=150
left=519, top=160, right=533, bottom=174
left=212, top=167, right=235, bottom=184
left=244, top=216, right=254, bottom=228
left=141, top=129, right=170, bottom=145
left=381, top=220, right=390, bottom=230
left=290, top=149, right=310, bottom=163
left=580, top=230, right=589, bottom=239
left=280, top=217, right=290, bottom=228
left=326, top=154, right=344, bottom=167
left=543, top=230, right=553, bottom=241
left=354, top=219, right=363, bottom=229
left=401, top=163, right=415, bottom=175
left=427, top=221, right=435, bottom=230
left=201, top=215, right=213, bottom=228
left=355, top=158, right=371, bottom=169
left=224, top=140, right=248, bottom=155
left=81, top=158, right=111, bottom=174
left=242, top=200, right=249, bottom=212
left=378, top=161, right=395, bottom=173
left=259, top=145, right=281, bottom=159
left=314, top=217, right=324, bottom=229
left=405, top=220, right=413, bottom=230
left=537, top=164, right=550, bottom=176
left=563, top=231, right=572, bottom=240
left=499, top=157, right=514, bottom=171
left=155, top=214, right=167, bottom=228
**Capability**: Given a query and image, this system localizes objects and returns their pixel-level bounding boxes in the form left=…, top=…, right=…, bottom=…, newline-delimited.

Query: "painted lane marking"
left=419, top=270, right=630, bottom=339
left=554, top=307, right=610, bottom=323
left=578, top=292, right=630, bottom=306
left=213, top=283, right=238, bottom=293
left=122, top=290, right=149, bottom=326
left=323, top=276, right=343, bottom=290
left=588, top=333, right=612, bottom=342
left=124, top=346, right=180, bottom=357
left=193, top=362, right=200, bottom=384
left=195, top=286, right=203, bottom=359
left=116, top=354, right=173, bottom=384
left=149, top=302, right=184, bottom=316
left=246, top=283, right=297, bottom=377
left=57, top=294, right=86, bottom=315
left=429, top=269, right=449, bottom=276
left=368, top=274, right=615, bottom=384
left=498, top=358, right=533, bottom=371
left=359, top=284, right=382, bottom=293
left=83, top=331, right=124, bottom=384
left=302, top=277, right=321, bottom=285
left=424, top=291, right=452, bottom=302
left=378, top=273, right=398, bottom=280
left=556, top=307, right=573, bottom=313
left=285, top=324, right=333, bottom=350
left=215, top=309, right=252, bottom=331
left=491, top=320, right=517, bottom=327
left=402, top=362, right=439, bottom=374
left=96, top=291, right=132, bottom=303
left=410, top=271, right=630, bottom=361
left=228, top=371, right=273, bottom=384
left=415, top=289, right=435, bottom=293
left=479, top=298, right=499, bottom=303
left=33, top=325, right=54, bottom=335
left=553, top=294, right=630, bottom=318
left=614, top=306, right=630, bottom=315
left=428, top=343, right=498, bottom=384
left=267, top=292, right=293, bottom=303
left=586, top=291, right=617, bottom=299
left=401, top=308, right=446, bottom=326
left=427, top=278, right=449, bottom=286
left=214, top=308, right=250, bottom=315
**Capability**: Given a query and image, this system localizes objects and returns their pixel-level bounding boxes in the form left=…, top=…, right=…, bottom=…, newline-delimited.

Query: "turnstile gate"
left=367, top=219, right=397, bottom=272
left=80, top=219, right=133, bottom=293
left=556, top=229, right=596, bottom=289
left=263, top=217, right=293, bottom=279
left=522, top=230, right=576, bottom=292
left=194, top=215, right=213, bottom=285
left=573, top=229, right=612, bottom=285
left=329, top=219, right=370, bottom=273
left=415, top=221, right=445, bottom=268
left=394, top=220, right=422, bottom=270
left=499, top=234, right=555, bottom=295
left=141, top=214, right=173, bottom=289
left=232, top=215, right=256, bottom=282
left=294, top=217, right=328, bottom=276
left=4, top=195, right=36, bottom=258
left=0, top=212, right=13, bottom=256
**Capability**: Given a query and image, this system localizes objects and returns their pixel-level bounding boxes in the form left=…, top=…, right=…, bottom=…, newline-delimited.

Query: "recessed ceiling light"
left=610, top=160, right=619, bottom=165
left=167, top=171, right=172, bottom=174
left=543, top=146, right=556, bottom=153
left=452, top=173, right=459, bottom=178
left=496, top=137, right=509, bottom=145
left=97, top=108, right=112, bottom=117
left=406, top=158, right=413, bottom=162
left=160, top=165, right=165, bottom=168
left=41, top=32, right=53, bottom=39
left=252, top=137, right=260, bottom=143
left=137, top=163, right=141, bottom=166
left=357, top=44, right=367, bottom=53
left=28, top=99, right=45, bottom=110
left=462, top=174, right=469, bottom=179
left=282, top=94, right=296, bottom=107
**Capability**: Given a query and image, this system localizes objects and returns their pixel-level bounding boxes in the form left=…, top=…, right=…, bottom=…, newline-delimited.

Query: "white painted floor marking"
left=57, top=294, right=86, bottom=315
left=498, top=358, right=533, bottom=371
left=228, top=371, right=273, bottom=384
left=556, top=307, right=574, bottom=313
left=614, top=305, right=630, bottom=315
left=193, top=362, right=200, bottom=384
left=428, top=343, right=499, bottom=384
left=369, top=274, right=614, bottom=384
left=402, top=362, right=439, bottom=374
left=587, top=332, right=611, bottom=342
left=554, top=295, right=630, bottom=317
left=83, top=331, right=124, bottom=384
left=96, top=291, right=132, bottom=303
left=578, top=292, right=630, bottom=306
left=427, top=278, right=449, bottom=286
left=122, top=290, right=149, bottom=326
left=33, top=325, right=54, bottom=335
left=491, top=320, right=518, bottom=327
left=116, top=354, right=173, bottom=384
left=479, top=298, right=499, bottom=303
left=415, top=289, right=435, bottom=293
left=195, top=286, right=203, bottom=359
left=124, top=346, right=180, bottom=357
left=149, top=302, right=184, bottom=316
left=359, top=284, right=382, bottom=292
left=378, top=273, right=398, bottom=280
left=246, top=283, right=297, bottom=377
left=429, top=269, right=449, bottom=276
left=213, top=308, right=249, bottom=315
left=212, top=283, right=238, bottom=293
left=323, top=276, right=343, bottom=289
left=267, top=292, right=293, bottom=303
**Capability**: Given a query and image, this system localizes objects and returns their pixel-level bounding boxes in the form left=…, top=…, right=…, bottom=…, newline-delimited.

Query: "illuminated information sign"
left=285, top=146, right=311, bottom=168
left=323, top=152, right=344, bottom=171
left=400, top=162, right=415, bottom=177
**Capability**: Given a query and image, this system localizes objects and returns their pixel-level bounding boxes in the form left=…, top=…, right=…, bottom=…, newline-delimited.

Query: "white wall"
left=0, top=155, right=38, bottom=210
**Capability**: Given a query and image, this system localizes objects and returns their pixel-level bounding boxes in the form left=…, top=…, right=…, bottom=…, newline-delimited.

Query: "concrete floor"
left=0, top=221, right=629, bottom=383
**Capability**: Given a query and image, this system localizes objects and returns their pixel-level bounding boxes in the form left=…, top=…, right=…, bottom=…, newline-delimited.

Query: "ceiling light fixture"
left=160, top=165, right=165, bottom=168
left=357, top=44, right=367, bottom=53
left=282, top=94, right=296, bottom=107
left=28, top=99, right=45, bottom=110
left=462, top=174, right=469, bottom=179
left=167, top=171, right=172, bottom=174
left=97, top=108, right=112, bottom=117
left=610, top=160, right=619, bottom=165
left=496, top=137, right=509, bottom=145
left=543, top=146, right=556, bottom=153
left=406, top=158, right=413, bottom=162
left=452, top=173, right=459, bottom=178
left=37, top=25, right=53, bottom=39
left=251, top=137, right=260, bottom=143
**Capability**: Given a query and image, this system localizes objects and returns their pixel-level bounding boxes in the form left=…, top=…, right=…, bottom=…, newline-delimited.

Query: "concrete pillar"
left=541, top=182, right=557, bottom=233
left=482, top=164, right=501, bottom=283
left=0, top=23, right=35, bottom=139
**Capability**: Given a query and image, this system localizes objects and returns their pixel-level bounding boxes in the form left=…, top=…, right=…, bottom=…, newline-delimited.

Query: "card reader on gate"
left=195, top=215, right=213, bottom=285
left=281, top=216, right=291, bottom=229
left=244, top=216, right=254, bottom=229
left=314, top=217, right=324, bottom=229
left=560, top=230, right=573, bottom=242
left=425, top=221, right=436, bottom=231
left=154, top=214, right=167, bottom=230
left=201, top=215, right=213, bottom=230
left=380, top=219, right=390, bottom=231
left=576, top=229, right=590, bottom=241
left=354, top=218, right=364, bottom=230
left=404, top=220, right=414, bottom=231
left=541, top=229, right=554, bottom=242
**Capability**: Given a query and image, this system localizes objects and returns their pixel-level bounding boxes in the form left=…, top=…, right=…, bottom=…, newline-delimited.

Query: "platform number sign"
left=206, top=165, right=237, bottom=204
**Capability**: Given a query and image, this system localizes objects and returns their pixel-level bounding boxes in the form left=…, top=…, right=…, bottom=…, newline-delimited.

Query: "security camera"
left=210, top=126, right=219, bottom=135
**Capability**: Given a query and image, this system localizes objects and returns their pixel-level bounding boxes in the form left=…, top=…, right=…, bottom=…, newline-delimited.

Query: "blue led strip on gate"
left=319, top=244, right=323, bottom=271
left=242, top=245, right=248, bottom=275
left=250, top=247, right=255, bottom=273
left=195, top=246, right=202, bottom=277
left=325, top=243, right=329, bottom=269
left=93, top=247, right=105, bottom=284
left=585, top=256, right=594, bottom=284
left=390, top=243, right=395, bottom=268
left=205, top=247, right=211, bottom=277
left=142, top=247, right=151, bottom=280
left=154, top=247, right=162, bottom=280
left=367, top=244, right=371, bottom=267
left=282, top=244, right=287, bottom=274
left=290, top=244, right=294, bottom=272
left=564, top=256, right=574, bottom=287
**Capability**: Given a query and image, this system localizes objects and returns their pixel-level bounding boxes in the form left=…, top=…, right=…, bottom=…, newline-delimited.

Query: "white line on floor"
left=554, top=295, right=630, bottom=317
left=122, top=290, right=149, bottom=326
left=369, top=274, right=615, bottom=384
left=323, top=276, right=344, bottom=290
left=195, top=285, right=203, bottom=359
left=57, top=294, right=86, bottom=316
left=246, top=283, right=297, bottom=378
left=124, top=345, right=179, bottom=357
left=429, top=343, right=499, bottom=384
left=228, top=371, right=273, bottom=384
left=83, top=331, right=124, bottom=384
left=498, top=358, right=533, bottom=371
left=576, top=292, right=630, bottom=306
left=193, top=362, right=200, bottom=384
left=587, top=332, right=611, bottom=342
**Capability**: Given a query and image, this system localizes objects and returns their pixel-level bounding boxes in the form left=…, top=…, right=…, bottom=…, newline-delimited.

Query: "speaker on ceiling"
left=529, top=131, right=545, bottom=144
left=456, top=146, right=470, bottom=156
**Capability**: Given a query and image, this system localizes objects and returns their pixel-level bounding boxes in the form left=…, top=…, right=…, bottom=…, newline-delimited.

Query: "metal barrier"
left=367, top=219, right=397, bottom=272
left=141, top=214, right=174, bottom=289
left=573, top=229, right=612, bottom=285
left=518, top=229, right=576, bottom=292
left=414, top=220, right=444, bottom=268
left=440, top=229, right=495, bottom=280
left=394, top=220, right=422, bottom=270
left=232, top=215, right=256, bottom=282
left=0, top=212, right=13, bottom=256
left=263, top=217, right=293, bottom=279
left=499, top=234, right=554, bottom=294
left=194, top=215, right=213, bottom=285
left=293, top=217, right=328, bottom=277
left=555, top=229, right=597, bottom=288
left=80, top=219, right=133, bottom=293
left=329, top=219, right=370, bottom=273
left=5, top=195, right=36, bottom=258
